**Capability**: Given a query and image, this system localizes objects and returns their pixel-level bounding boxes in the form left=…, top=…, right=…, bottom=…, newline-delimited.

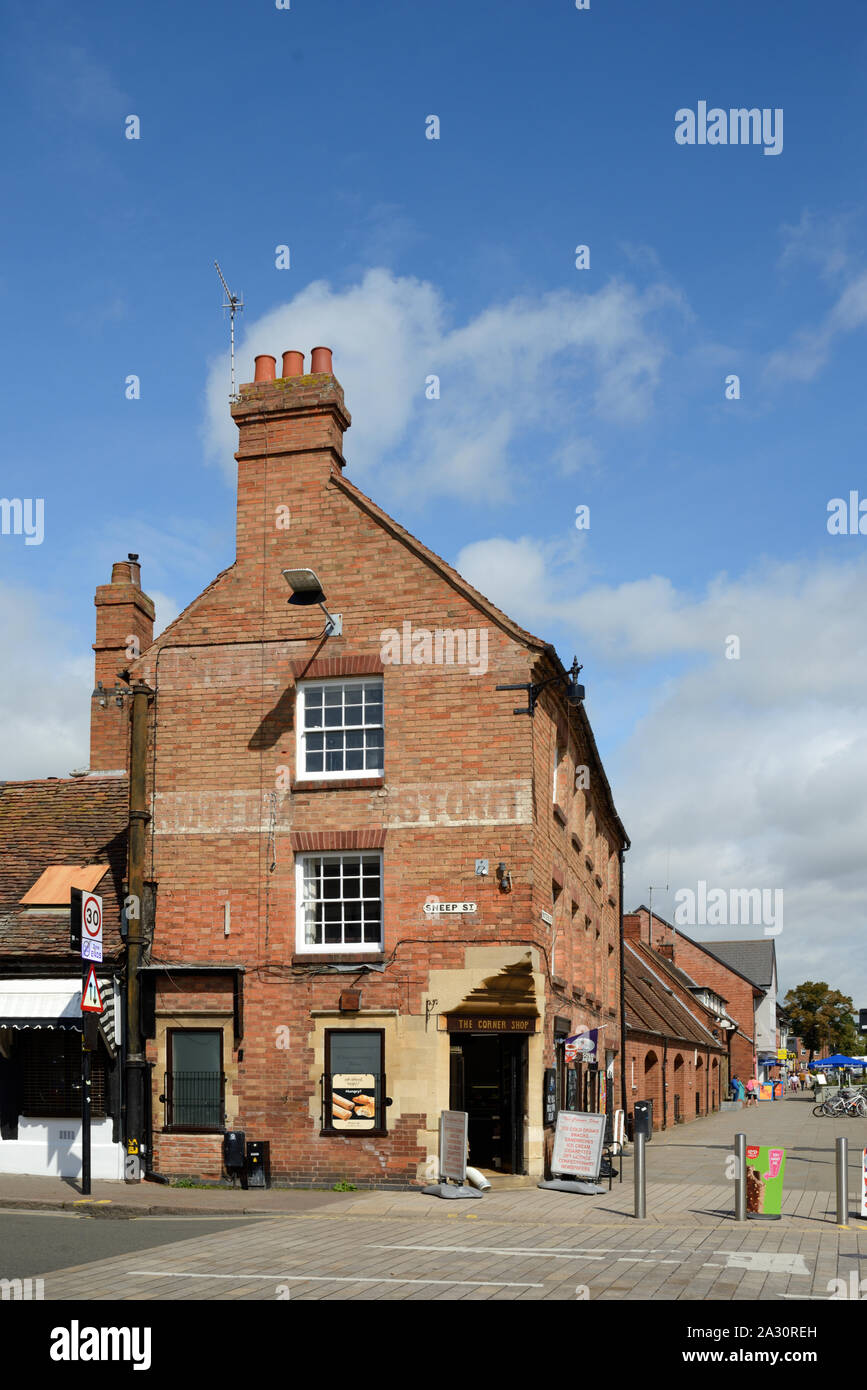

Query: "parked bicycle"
left=813, top=1092, right=867, bottom=1117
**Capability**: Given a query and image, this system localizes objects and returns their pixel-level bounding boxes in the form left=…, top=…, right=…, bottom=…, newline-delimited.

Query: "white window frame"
left=295, top=676, right=384, bottom=781
left=295, top=851, right=384, bottom=954
left=553, top=741, right=564, bottom=804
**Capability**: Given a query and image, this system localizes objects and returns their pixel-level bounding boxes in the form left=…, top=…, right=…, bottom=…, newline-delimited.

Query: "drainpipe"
left=662, top=1035, right=668, bottom=1129
left=125, top=681, right=153, bottom=1181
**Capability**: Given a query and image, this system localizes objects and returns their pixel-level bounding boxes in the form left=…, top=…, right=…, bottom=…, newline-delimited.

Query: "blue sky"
left=2, top=0, right=867, bottom=1001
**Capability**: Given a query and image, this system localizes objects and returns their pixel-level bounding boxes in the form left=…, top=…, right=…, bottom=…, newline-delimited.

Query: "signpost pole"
left=77, top=890, right=103, bottom=1197
left=81, top=1027, right=91, bottom=1196
left=734, top=1132, right=747, bottom=1221
left=633, top=1130, right=646, bottom=1219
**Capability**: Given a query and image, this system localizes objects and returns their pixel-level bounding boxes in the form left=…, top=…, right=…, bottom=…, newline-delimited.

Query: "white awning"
left=0, top=978, right=82, bottom=1030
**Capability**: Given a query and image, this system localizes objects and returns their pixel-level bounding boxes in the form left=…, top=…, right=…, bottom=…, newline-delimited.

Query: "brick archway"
left=672, top=1053, right=685, bottom=1124
left=643, top=1049, right=661, bottom=1130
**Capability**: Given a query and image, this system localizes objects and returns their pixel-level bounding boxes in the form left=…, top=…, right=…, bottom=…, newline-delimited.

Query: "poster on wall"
left=745, top=1144, right=786, bottom=1220
left=331, top=1074, right=376, bottom=1129
left=544, top=1068, right=557, bottom=1126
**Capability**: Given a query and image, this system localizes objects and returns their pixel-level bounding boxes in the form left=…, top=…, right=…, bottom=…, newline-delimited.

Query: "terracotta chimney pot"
left=310, top=346, right=333, bottom=375
left=281, top=350, right=305, bottom=378
left=254, top=354, right=277, bottom=382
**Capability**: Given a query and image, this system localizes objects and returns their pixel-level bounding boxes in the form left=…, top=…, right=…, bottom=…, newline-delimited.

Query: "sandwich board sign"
left=81, top=966, right=104, bottom=1015
left=439, top=1110, right=468, bottom=1183
left=551, top=1110, right=606, bottom=1181
left=81, top=892, right=103, bottom=963
left=745, top=1144, right=786, bottom=1219
left=862, top=1148, right=867, bottom=1219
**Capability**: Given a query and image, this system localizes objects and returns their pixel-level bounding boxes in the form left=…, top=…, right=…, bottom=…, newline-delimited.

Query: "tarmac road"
left=0, top=1211, right=269, bottom=1279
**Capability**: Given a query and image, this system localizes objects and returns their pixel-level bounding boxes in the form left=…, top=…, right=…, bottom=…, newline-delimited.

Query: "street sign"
left=81, top=892, right=103, bottom=963
left=423, top=902, right=477, bottom=915
left=81, top=966, right=104, bottom=1014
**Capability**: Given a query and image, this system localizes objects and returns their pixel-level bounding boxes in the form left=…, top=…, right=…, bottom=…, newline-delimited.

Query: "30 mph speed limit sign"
left=81, top=892, right=103, bottom=963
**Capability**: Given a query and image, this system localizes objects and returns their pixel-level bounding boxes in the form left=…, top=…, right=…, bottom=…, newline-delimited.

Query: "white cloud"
left=203, top=269, right=682, bottom=502
left=455, top=535, right=867, bottom=1000
left=149, top=590, right=181, bottom=639
left=766, top=266, right=867, bottom=384
left=0, top=585, right=90, bottom=778
left=777, top=209, right=854, bottom=283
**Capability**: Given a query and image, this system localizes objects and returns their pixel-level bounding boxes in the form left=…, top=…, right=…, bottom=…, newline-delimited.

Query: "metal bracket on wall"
left=496, top=657, right=584, bottom=716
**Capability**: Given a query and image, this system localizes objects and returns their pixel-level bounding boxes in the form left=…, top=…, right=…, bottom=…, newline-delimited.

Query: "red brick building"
left=118, top=346, right=628, bottom=1186
left=0, top=777, right=129, bottom=1178
left=623, top=934, right=727, bottom=1132
left=625, top=906, right=762, bottom=1096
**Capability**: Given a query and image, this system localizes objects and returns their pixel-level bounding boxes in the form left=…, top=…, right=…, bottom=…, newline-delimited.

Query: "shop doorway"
left=449, top=1034, right=525, bottom=1174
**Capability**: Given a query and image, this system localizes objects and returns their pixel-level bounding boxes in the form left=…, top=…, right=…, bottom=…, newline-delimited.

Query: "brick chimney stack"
left=626, top=905, right=677, bottom=963
left=90, top=554, right=155, bottom=772
left=230, top=347, right=351, bottom=571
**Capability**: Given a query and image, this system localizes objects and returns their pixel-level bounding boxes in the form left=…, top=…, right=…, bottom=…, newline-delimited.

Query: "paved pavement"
left=3, top=1096, right=864, bottom=1301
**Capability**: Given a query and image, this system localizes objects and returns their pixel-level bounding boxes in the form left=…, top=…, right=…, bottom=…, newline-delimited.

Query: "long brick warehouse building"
left=97, top=347, right=629, bottom=1186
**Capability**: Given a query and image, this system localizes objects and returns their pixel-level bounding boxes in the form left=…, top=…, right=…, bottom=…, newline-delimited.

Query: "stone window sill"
left=293, top=777, right=385, bottom=793
left=292, top=952, right=386, bottom=967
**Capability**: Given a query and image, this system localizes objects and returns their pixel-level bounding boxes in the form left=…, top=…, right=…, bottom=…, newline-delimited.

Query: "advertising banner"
left=551, top=1111, right=606, bottom=1181
left=745, top=1144, right=786, bottom=1219
left=331, top=1074, right=376, bottom=1129
left=564, top=1028, right=599, bottom=1065
left=758, top=1082, right=783, bottom=1100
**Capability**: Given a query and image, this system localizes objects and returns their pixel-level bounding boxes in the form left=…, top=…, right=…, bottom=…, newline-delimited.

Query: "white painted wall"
left=0, top=1118, right=123, bottom=1179
left=754, top=962, right=777, bottom=1053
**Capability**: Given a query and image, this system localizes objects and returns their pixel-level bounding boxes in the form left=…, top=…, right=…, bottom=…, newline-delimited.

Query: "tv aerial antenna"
left=214, top=260, right=244, bottom=399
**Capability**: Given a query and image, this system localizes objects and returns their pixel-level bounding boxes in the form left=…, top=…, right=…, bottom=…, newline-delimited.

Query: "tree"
left=782, top=982, right=860, bottom=1063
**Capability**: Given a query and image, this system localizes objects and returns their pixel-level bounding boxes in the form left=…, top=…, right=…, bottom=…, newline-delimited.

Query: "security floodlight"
left=281, top=568, right=341, bottom=636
